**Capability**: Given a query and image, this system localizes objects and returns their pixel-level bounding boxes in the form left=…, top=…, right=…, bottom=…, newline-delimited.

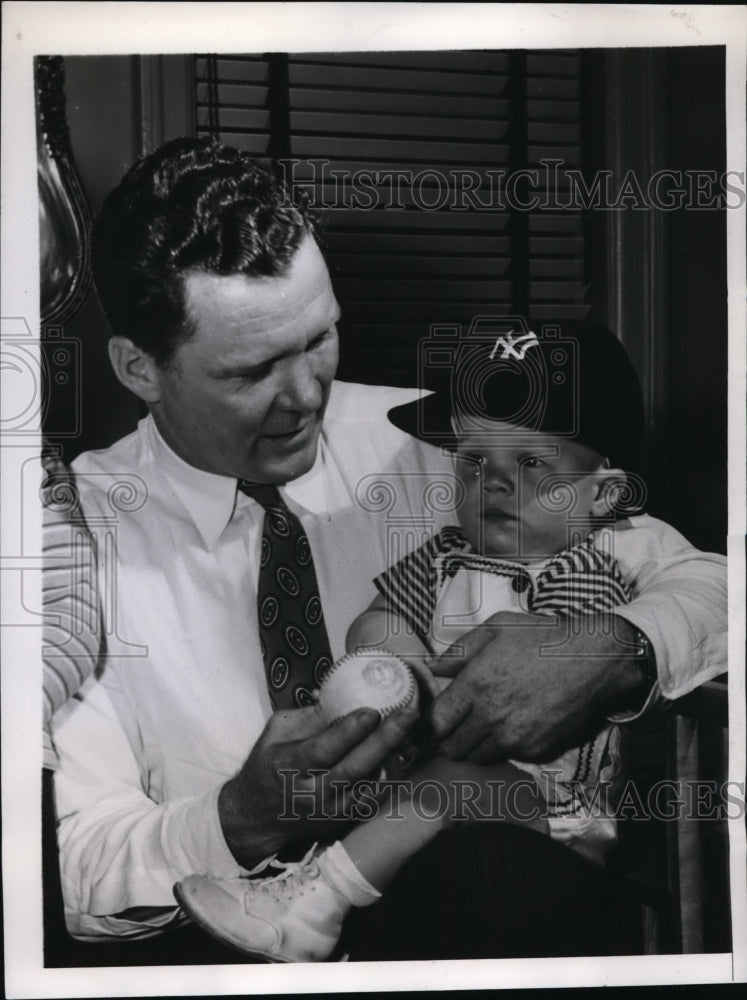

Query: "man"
left=50, top=137, right=727, bottom=959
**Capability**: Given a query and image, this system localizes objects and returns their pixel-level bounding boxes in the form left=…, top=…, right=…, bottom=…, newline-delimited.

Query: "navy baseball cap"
left=388, top=319, right=645, bottom=473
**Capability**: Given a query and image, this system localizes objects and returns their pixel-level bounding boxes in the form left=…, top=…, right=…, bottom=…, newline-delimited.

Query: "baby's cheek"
left=456, top=494, right=482, bottom=548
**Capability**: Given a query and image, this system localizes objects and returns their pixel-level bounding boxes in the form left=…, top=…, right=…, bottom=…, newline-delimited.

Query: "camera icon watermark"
left=416, top=315, right=580, bottom=444
left=1, top=317, right=82, bottom=437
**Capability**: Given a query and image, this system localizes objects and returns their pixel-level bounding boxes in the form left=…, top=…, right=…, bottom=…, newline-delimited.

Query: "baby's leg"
left=411, top=754, right=548, bottom=830
left=341, top=755, right=547, bottom=893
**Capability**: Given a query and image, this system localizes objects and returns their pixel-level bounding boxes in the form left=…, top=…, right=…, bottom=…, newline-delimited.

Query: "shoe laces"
left=244, top=843, right=322, bottom=901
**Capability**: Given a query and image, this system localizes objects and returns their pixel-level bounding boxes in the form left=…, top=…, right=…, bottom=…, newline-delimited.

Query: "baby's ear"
left=590, top=468, right=628, bottom=516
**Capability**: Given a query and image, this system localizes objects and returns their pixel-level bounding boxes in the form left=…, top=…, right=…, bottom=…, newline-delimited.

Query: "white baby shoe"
left=174, top=841, right=380, bottom=963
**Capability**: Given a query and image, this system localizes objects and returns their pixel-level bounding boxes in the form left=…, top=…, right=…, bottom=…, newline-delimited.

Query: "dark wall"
left=582, top=47, right=727, bottom=553
left=51, top=56, right=143, bottom=462
left=663, top=47, right=727, bottom=554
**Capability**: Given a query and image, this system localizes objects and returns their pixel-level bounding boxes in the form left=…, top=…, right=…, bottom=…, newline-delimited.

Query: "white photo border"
left=2, top=3, right=745, bottom=995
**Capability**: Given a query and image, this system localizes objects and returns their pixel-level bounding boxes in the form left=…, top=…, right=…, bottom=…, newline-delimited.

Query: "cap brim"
left=388, top=391, right=458, bottom=450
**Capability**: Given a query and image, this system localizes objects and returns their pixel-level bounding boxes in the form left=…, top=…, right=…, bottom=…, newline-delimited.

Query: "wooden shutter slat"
left=286, top=162, right=511, bottom=188
left=530, top=260, right=585, bottom=278
left=304, top=184, right=511, bottom=213
left=328, top=255, right=510, bottom=276
left=196, top=83, right=269, bottom=106
left=526, top=53, right=581, bottom=76
left=341, top=323, right=516, bottom=344
left=324, top=233, right=511, bottom=255
left=527, top=78, right=579, bottom=100
left=297, top=51, right=510, bottom=72
left=528, top=122, right=581, bottom=144
left=527, top=99, right=580, bottom=121
left=289, top=63, right=510, bottom=96
left=196, top=108, right=270, bottom=131
left=289, top=87, right=509, bottom=119
left=528, top=215, right=583, bottom=234
left=530, top=282, right=587, bottom=300
left=527, top=146, right=582, bottom=165
left=530, top=236, right=585, bottom=254
left=196, top=58, right=269, bottom=83
left=334, top=279, right=512, bottom=300
left=290, top=111, right=509, bottom=141
left=340, top=299, right=512, bottom=322
left=291, top=136, right=511, bottom=163
left=324, top=210, right=511, bottom=231
left=530, top=304, right=591, bottom=320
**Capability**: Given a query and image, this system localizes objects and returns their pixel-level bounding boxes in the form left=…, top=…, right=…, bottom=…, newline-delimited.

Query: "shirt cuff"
left=604, top=613, right=665, bottom=724
left=606, top=679, right=665, bottom=724
left=613, top=591, right=726, bottom=700
left=164, top=784, right=249, bottom=879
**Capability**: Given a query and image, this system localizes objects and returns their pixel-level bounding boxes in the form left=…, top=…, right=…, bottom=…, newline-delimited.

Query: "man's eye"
left=307, top=329, right=333, bottom=351
left=238, top=364, right=271, bottom=385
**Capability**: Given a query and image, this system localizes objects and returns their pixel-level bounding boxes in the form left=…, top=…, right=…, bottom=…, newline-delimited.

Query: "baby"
left=174, top=321, right=666, bottom=962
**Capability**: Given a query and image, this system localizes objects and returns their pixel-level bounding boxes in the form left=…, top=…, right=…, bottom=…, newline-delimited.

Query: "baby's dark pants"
left=342, top=822, right=643, bottom=960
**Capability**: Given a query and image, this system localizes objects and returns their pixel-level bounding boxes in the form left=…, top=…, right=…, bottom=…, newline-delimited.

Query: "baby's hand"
left=401, top=655, right=450, bottom=702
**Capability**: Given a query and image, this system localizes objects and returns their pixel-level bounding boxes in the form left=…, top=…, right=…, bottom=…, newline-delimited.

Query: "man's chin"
left=254, top=437, right=321, bottom=485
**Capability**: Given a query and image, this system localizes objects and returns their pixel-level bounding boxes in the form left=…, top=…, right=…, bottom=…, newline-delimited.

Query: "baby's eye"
left=457, top=453, right=486, bottom=475
left=522, top=456, right=546, bottom=470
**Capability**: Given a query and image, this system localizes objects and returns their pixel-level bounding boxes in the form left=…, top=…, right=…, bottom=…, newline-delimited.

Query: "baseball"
left=317, top=648, right=419, bottom=724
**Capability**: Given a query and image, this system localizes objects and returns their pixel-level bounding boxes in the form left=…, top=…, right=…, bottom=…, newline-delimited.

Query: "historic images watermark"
left=278, top=768, right=746, bottom=824
left=279, top=158, right=747, bottom=212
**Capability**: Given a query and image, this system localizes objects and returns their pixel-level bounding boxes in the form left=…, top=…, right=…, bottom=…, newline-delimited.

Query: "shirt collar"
left=146, top=415, right=333, bottom=551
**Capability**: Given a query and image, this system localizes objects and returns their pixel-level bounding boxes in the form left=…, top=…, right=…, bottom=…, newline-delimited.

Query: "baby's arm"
left=347, top=592, right=429, bottom=659
left=346, top=593, right=445, bottom=699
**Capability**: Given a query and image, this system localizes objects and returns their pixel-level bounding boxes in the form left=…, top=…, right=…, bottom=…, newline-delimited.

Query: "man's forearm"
left=503, top=613, right=654, bottom=759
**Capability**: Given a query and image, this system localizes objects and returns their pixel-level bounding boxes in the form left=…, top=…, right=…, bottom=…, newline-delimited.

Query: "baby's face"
left=453, top=422, right=605, bottom=561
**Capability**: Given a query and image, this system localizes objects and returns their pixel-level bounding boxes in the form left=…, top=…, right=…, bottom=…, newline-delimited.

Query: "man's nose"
left=276, top=355, right=324, bottom=412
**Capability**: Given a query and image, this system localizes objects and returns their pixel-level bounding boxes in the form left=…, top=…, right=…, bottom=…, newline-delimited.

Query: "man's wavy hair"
left=92, top=137, right=320, bottom=367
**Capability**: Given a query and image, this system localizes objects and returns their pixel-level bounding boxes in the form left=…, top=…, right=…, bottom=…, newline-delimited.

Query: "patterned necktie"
left=238, top=481, right=333, bottom=710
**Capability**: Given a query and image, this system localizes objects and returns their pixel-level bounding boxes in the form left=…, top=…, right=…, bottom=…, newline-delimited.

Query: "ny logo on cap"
left=488, top=330, right=539, bottom=361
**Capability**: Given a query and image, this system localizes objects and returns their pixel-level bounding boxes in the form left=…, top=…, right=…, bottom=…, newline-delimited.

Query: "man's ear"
left=589, top=467, right=628, bottom=516
left=107, top=337, right=163, bottom=405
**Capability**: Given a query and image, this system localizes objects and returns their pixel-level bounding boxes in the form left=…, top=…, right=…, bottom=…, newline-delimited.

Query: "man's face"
left=149, top=236, right=340, bottom=484
left=454, top=421, right=605, bottom=561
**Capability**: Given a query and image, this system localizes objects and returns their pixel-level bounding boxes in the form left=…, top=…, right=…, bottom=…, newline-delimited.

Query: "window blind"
left=195, top=51, right=590, bottom=386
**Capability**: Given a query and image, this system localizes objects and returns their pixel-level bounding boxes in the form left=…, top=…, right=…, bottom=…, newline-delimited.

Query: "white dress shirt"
left=51, top=381, right=727, bottom=940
